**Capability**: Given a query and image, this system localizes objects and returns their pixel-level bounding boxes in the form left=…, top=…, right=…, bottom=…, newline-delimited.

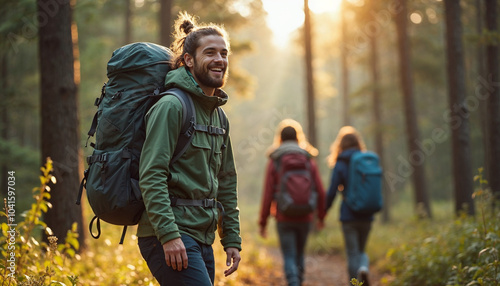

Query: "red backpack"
left=274, top=152, right=317, bottom=217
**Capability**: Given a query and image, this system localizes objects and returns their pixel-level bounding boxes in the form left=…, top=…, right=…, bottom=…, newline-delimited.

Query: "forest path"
left=241, top=246, right=384, bottom=286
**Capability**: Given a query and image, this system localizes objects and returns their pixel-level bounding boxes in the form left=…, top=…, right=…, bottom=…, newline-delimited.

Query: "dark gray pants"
left=277, top=221, right=311, bottom=286
left=342, top=221, right=372, bottom=279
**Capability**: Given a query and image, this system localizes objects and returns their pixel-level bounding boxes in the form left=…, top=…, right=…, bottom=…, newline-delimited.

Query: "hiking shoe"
left=357, top=267, right=370, bottom=286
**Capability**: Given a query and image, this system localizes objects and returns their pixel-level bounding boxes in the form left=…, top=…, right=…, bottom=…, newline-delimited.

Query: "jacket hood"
left=269, top=141, right=311, bottom=160
left=164, top=67, right=228, bottom=110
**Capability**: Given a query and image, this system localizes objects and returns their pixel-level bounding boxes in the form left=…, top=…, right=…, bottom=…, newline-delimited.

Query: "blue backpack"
left=344, top=151, right=383, bottom=215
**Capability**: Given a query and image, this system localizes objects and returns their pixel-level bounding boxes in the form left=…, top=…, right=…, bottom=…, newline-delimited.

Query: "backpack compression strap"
left=85, top=83, right=107, bottom=148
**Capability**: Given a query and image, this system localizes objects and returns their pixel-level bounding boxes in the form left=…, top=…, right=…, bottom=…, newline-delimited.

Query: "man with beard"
left=137, top=12, right=241, bottom=286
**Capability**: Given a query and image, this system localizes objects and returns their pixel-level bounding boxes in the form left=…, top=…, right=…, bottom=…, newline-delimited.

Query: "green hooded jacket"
left=137, top=67, right=241, bottom=251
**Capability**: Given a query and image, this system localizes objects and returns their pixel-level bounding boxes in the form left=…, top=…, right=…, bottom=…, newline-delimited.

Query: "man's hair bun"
left=180, top=20, right=195, bottom=35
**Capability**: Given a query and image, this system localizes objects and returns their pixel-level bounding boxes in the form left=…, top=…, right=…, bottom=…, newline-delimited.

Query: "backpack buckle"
left=208, top=126, right=217, bottom=135
left=203, top=198, right=215, bottom=208
left=208, top=126, right=224, bottom=135
left=184, top=121, right=196, bottom=137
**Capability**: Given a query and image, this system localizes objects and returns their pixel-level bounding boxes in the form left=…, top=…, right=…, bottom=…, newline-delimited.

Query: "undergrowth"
left=385, top=168, right=500, bottom=286
left=0, top=158, right=274, bottom=285
left=0, top=158, right=79, bottom=285
left=4, top=160, right=498, bottom=285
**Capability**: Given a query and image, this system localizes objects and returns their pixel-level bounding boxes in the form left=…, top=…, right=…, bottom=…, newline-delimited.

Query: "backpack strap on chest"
left=193, top=124, right=226, bottom=135
left=161, top=88, right=229, bottom=163
left=160, top=88, right=196, bottom=164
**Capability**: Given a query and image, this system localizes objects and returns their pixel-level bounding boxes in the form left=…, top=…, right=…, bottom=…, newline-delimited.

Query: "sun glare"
left=262, top=0, right=343, bottom=48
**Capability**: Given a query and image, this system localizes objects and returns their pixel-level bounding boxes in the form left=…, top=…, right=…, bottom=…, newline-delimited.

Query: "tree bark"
left=484, top=0, right=500, bottom=202
left=341, top=0, right=350, bottom=126
left=369, top=19, right=389, bottom=223
left=476, top=0, right=490, bottom=185
left=38, top=0, right=85, bottom=248
left=304, top=0, right=317, bottom=146
left=159, top=0, right=173, bottom=47
left=1, top=54, right=8, bottom=199
left=444, top=0, right=475, bottom=215
left=394, top=0, right=432, bottom=218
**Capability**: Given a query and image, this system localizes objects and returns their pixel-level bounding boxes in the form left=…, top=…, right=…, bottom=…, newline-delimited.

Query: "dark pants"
left=276, top=221, right=311, bottom=286
left=138, top=234, right=215, bottom=286
left=341, top=221, right=372, bottom=279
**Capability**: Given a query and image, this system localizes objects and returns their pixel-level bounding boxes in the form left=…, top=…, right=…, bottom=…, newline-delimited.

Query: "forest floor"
left=240, top=246, right=386, bottom=286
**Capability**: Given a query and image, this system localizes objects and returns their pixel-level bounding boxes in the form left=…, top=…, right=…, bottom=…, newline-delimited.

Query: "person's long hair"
left=266, top=119, right=318, bottom=157
left=326, top=126, right=366, bottom=168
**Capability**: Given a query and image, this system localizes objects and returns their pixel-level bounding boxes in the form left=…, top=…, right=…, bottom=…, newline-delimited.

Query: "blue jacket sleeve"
left=326, top=161, right=347, bottom=212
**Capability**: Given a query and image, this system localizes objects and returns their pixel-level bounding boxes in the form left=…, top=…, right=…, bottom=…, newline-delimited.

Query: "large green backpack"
left=76, top=42, right=227, bottom=243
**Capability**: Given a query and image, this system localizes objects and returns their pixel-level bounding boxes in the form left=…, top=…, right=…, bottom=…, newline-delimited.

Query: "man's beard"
left=193, top=61, right=228, bottom=89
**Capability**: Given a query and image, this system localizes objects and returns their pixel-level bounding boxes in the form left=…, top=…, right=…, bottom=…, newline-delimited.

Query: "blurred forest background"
left=0, top=0, right=499, bottom=285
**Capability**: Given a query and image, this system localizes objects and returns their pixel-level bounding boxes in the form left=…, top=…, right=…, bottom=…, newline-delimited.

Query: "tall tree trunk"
left=159, top=0, right=173, bottom=47
left=124, top=0, right=132, bottom=44
left=38, top=0, right=85, bottom=248
left=476, top=0, right=490, bottom=183
left=485, top=0, right=500, bottom=201
left=304, top=0, right=317, bottom=146
left=394, top=0, right=432, bottom=218
left=369, top=19, right=389, bottom=223
left=444, top=0, right=475, bottom=216
left=1, top=54, right=8, bottom=199
left=341, top=0, right=350, bottom=126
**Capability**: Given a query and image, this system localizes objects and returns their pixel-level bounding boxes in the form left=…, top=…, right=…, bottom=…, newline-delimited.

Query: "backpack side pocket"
left=86, top=148, right=144, bottom=225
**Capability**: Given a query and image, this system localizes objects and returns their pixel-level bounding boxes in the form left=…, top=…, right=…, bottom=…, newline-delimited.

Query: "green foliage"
left=0, top=0, right=37, bottom=53
left=386, top=169, right=500, bottom=286
left=0, top=158, right=79, bottom=286
left=0, top=139, right=39, bottom=168
left=350, top=278, right=365, bottom=286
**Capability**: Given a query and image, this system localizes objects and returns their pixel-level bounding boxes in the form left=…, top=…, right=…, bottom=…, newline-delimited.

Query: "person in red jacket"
left=259, top=119, right=326, bottom=286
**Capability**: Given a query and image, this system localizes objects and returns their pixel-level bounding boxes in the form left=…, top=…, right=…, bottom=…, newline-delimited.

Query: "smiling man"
left=137, top=12, right=241, bottom=286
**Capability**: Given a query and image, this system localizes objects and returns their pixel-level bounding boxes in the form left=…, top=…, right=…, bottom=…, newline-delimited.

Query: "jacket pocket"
left=190, top=134, right=222, bottom=166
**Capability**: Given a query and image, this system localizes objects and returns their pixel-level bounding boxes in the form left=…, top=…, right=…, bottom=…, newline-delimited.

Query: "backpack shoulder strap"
left=272, top=154, right=283, bottom=173
left=160, top=87, right=196, bottom=164
left=217, top=107, right=228, bottom=149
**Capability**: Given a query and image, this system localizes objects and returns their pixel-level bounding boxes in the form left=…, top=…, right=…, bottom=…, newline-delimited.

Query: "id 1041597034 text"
left=6, top=171, right=17, bottom=278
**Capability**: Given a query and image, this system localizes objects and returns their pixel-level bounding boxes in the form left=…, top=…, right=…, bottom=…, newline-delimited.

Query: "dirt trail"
left=243, top=247, right=383, bottom=286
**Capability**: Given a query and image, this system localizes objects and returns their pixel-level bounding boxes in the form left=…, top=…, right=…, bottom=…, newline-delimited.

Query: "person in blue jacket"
left=325, top=126, right=373, bottom=286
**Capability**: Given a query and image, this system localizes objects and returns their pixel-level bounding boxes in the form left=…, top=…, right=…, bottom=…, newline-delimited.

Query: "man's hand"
left=224, top=247, right=241, bottom=277
left=163, top=237, right=188, bottom=271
